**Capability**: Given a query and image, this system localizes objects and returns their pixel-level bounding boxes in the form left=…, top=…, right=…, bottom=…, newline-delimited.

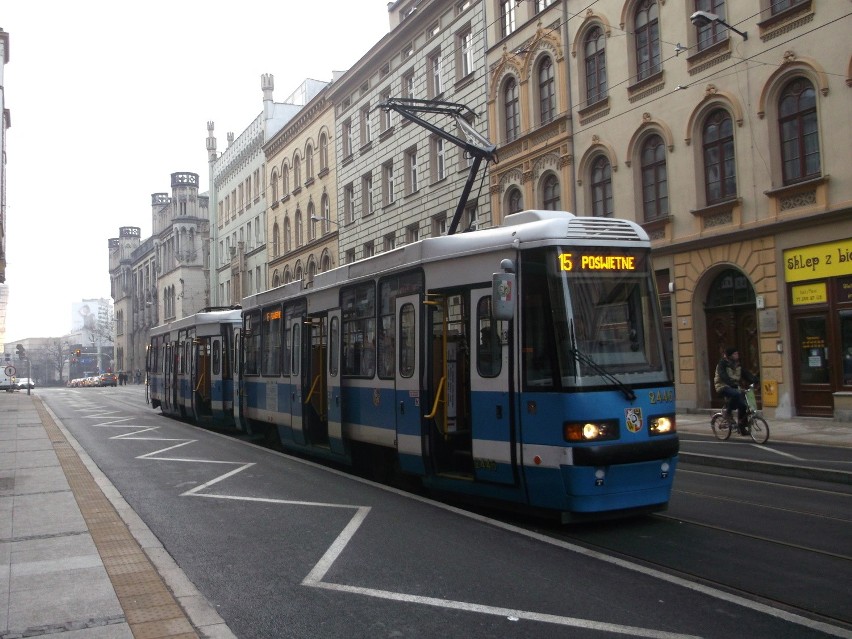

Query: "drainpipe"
left=562, top=0, right=578, bottom=214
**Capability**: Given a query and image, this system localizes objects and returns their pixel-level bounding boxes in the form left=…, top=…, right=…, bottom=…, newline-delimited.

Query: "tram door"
left=425, top=292, right=473, bottom=478
left=326, top=310, right=344, bottom=455
left=289, top=315, right=306, bottom=445
left=192, top=334, right=212, bottom=420
left=303, top=315, right=331, bottom=448
left=164, top=340, right=177, bottom=414
left=233, top=331, right=243, bottom=427
left=395, top=295, right=425, bottom=475
left=470, top=290, right=515, bottom=485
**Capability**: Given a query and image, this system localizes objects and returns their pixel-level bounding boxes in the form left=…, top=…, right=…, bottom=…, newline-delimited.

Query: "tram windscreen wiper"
left=568, top=347, right=636, bottom=401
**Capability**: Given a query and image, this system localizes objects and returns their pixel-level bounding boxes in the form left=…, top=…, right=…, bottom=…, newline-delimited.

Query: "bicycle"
left=710, top=384, right=770, bottom=444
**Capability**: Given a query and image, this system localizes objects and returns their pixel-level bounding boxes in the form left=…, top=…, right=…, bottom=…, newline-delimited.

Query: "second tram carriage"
left=147, top=210, right=678, bottom=521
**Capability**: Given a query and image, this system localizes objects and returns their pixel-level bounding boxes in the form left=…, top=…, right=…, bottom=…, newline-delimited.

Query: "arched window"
left=271, top=170, right=279, bottom=201
left=640, top=134, right=668, bottom=220
left=321, top=193, right=330, bottom=234
left=779, top=77, right=820, bottom=185
left=305, top=144, right=314, bottom=180
left=504, top=78, right=520, bottom=142
left=507, top=187, right=523, bottom=214
left=307, top=259, right=317, bottom=287
left=284, top=217, right=292, bottom=253
left=272, top=270, right=281, bottom=288
left=321, top=253, right=332, bottom=271
left=282, top=164, right=290, bottom=195
left=703, top=109, right=736, bottom=203
left=538, top=57, right=555, bottom=125
left=542, top=174, right=560, bottom=210
left=293, top=156, right=301, bottom=189
left=591, top=156, right=613, bottom=217
left=635, top=1, right=660, bottom=82
left=295, top=210, right=303, bottom=247
left=584, top=26, right=607, bottom=105
left=695, top=0, right=727, bottom=51
left=272, top=222, right=280, bottom=257
left=319, top=133, right=329, bottom=170
left=295, top=264, right=304, bottom=282
left=308, top=202, right=317, bottom=241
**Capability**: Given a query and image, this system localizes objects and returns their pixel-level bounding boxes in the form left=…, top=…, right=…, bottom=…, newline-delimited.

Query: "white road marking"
left=82, top=410, right=852, bottom=638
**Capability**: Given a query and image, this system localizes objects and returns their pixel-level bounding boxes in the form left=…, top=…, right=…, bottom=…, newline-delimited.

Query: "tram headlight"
left=564, top=420, right=619, bottom=442
left=649, top=415, right=676, bottom=435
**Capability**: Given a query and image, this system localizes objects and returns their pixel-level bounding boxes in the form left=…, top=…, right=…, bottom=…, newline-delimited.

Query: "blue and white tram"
left=147, top=308, right=243, bottom=426
left=238, top=210, right=678, bottom=520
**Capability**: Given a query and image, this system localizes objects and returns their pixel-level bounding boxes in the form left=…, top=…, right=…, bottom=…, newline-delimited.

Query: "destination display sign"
left=558, top=252, right=639, bottom=272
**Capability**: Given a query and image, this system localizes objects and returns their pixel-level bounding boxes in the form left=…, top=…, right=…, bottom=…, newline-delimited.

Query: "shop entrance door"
left=791, top=314, right=833, bottom=416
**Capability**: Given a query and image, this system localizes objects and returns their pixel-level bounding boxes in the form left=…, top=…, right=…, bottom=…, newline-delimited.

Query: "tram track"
left=522, top=513, right=852, bottom=635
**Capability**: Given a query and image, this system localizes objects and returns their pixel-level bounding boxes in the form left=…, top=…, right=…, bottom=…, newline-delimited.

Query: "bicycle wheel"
left=748, top=416, right=769, bottom=444
left=711, top=413, right=732, bottom=440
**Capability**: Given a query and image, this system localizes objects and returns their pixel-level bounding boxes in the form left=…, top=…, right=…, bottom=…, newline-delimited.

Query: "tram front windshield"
left=522, top=246, right=669, bottom=390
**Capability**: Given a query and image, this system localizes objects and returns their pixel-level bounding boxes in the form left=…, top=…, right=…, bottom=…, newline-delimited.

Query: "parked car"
left=14, top=378, right=36, bottom=390
left=99, top=373, right=117, bottom=387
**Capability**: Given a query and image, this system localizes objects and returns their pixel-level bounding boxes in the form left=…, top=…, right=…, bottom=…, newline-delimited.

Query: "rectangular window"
left=403, top=71, right=415, bottom=100
left=406, top=147, right=418, bottom=193
left=362, top=173, right=374, bottom=216
left=432, top=213, right=447, bottom=236
left=432, top=137, right=446, bottom=181
left=406, top=224, right=419, bottom=244
left=501, top=0, right=516, bottom=37
left=345, top=249, right=356, bottom=264
left=380, top=89, right=392, bottom=132
left=383, top=161, right=395, bottom=206
left=342, top=119, right=353, bottom=157
left=361, top=105, right=372, bottom=145
left=429, top=50, right=443, bottom=96
left=384, top=233, right=396, bottom=252
left=341, top=283, right=376, bottom=377
left=363, top=241, right=375, bottom=258
left=344, top=184, right=355, bottom=224
left=459, top=28, right=473, bottom=78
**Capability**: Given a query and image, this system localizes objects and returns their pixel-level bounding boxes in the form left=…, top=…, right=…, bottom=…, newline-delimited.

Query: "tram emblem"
left=625, top=408, right=643, bottom=432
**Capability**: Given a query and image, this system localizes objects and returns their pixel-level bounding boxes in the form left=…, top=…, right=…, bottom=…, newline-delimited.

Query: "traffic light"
left=16, top=344, right=26, bottom=359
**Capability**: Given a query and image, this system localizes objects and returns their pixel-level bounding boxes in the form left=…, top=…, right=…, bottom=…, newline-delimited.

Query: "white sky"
left=2, top=1, right=390, bottom=341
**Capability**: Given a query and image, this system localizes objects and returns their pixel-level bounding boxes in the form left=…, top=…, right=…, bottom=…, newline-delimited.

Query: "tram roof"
left=150, top=308, right=242, bottom=336
left=242, top=210, right=650, bottom=309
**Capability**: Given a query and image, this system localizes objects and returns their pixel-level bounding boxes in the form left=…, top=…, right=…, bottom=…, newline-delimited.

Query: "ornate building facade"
left=559, top=0, right=852, bottom=417
left=109, top=172, right=210, bottom=375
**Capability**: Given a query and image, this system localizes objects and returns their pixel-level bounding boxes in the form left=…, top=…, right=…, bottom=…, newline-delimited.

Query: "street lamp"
left=690, top=11, right=748, bottom=40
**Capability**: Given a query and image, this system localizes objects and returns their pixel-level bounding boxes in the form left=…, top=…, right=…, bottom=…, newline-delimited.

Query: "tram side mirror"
left=492, top=272, right=516, bottom=321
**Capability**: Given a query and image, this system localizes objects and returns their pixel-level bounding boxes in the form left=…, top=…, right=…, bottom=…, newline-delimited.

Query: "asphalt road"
left=37, top=386, right=852, bottom=639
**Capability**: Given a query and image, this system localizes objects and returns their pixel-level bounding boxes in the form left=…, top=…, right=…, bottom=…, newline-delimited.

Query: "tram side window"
left=213, top=339, right=221, bottom=376
left=477, top=297, right=502, bottom=377
left=341, top=283, right=376, bottom=377
left=244, top=311, right=261, bottom=375
left=262, top=307, right=282, bottom=376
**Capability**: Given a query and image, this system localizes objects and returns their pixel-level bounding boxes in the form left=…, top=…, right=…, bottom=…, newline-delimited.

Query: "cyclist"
left=714, top=347, right=758, bottom=433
